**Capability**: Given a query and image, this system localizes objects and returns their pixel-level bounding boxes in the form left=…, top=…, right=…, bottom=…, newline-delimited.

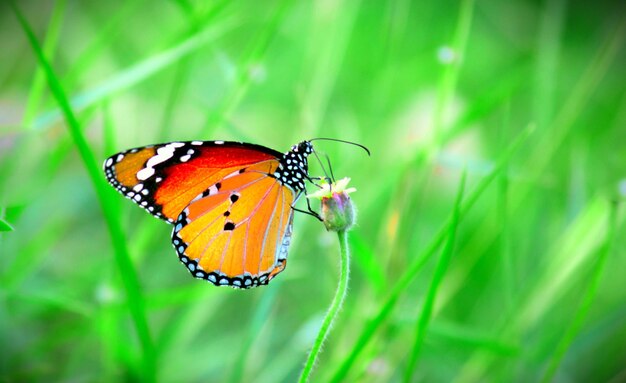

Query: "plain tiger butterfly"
left=103, top=139, right=366, bottom=289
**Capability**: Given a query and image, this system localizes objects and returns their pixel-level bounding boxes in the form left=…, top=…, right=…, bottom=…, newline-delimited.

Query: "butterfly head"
left=274, top=141, right=314, bottom=192
left=291, top=140, right=314, bottom=155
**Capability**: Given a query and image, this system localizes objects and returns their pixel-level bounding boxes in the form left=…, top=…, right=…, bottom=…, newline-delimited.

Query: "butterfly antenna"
left=309, top=137, right=370, bottom=156
left=324, top=153, right=336, bottom=183
left=312, top=149, right=332, bottom=184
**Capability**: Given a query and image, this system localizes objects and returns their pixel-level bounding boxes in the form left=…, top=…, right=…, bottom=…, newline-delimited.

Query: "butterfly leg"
left=306, top=175, right=332, bottom=189
left=291, top=192, right=323, bottom=222
left=291, top=205, right=323, bottom=222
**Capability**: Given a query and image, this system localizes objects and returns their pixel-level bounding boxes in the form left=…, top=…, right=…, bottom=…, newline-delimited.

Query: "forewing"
left=171, top=161, right=297, bottom=289
left=103, top=141, right=281, bottom=223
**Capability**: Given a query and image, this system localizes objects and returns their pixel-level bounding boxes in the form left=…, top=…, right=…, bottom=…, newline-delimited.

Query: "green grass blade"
left=22, top=0, right=66, bottom=127
left=496, top=107, right=514, bottom=310
left=102, top=99, right=116, bottom=156
left=159, top=0, right=230, bottom=141
left=229, top=283, right=279, bottom=383
left=455, top=196, right=619, bottom=382
left=14, top=289, right=92, bottom=317
left=403, top=170, right=466, bottom=382
left=527, top=18, right=626, bottom=182
left=3, top=218, right=69, bottom=288
left=330, top=126, right=533, bottom=382
left=158, top=59, right=191, bottom=141
left=0, top=0, right=67, bottom=198
left=10, top=3, right=155, bottom=380
left=531, top=0, right=566, bottom=130
left=350, top=232, right=387, bottom=294
left=33, top=18, right=237, bottom=131
left=540, top=201, right=618, bottom=382
left=372, top=0, right=474, bottom=291
left=298, top=0, right=361, bottom=139
left=202, top=0, right=290, bottom=136
left=0, top=216, right=14, bottom=232
left=62, top=0, right=144, bottom=87
left=431, top=0, right=475, bottom=149
left=429, top=321, right=519, bottom=356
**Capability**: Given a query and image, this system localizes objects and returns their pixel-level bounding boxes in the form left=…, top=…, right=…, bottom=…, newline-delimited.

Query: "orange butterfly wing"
left=172, top=160, right=297, bottom=288
left=103, top=141, right=282, bottom=222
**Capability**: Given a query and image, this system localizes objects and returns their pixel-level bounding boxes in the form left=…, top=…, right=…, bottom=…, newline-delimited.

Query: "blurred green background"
left=1, top=0, right=626, bottom=382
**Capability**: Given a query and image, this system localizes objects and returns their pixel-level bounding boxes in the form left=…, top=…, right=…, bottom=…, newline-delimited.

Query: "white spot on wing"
left=147, top=145, right=177, bottom=167
left=137, top=167, right=155, bottom=181
left=137, top=142, right=186, bottom=181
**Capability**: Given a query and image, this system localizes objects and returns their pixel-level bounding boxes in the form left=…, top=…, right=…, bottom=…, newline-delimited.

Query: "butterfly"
left=103, top=139, right=319, bottom=289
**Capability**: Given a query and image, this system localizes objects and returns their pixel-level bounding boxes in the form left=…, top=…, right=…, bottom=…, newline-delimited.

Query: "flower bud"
left=307, top=178, right=357, bottom=232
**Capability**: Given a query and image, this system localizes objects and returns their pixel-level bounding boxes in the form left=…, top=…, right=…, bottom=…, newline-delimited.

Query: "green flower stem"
left=299, top=230, right=351, bottom=383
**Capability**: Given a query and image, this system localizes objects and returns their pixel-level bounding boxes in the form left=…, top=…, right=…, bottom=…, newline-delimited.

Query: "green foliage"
left=1, top=1, right=625, bottom=382
left=0, top=217, right=14, bottom=232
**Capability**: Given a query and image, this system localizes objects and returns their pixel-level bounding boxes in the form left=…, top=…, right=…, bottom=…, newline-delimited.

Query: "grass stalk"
left=202, top=0, right=289, bottom=136
left=431, top=0, right=475, bottom=148
left=0, top=217, right=13, bottom=232
left=403, top=170, right=466, bottom=382
left=22, top=0, right=66, bottom=127
left=33, top=17, right=237, bottom=131
left=540, top=201, right=618, bottom=382
left=10, top=3, right=155, bottom=380
left=229, top=282, right=279, bottom=383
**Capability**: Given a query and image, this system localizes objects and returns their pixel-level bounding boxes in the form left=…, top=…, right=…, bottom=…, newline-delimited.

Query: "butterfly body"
left=103, top=140, right=313, bottom=288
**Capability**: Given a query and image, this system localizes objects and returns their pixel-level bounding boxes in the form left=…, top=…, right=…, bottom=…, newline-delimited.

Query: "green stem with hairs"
left=299, top=230, right=351, bottom=383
